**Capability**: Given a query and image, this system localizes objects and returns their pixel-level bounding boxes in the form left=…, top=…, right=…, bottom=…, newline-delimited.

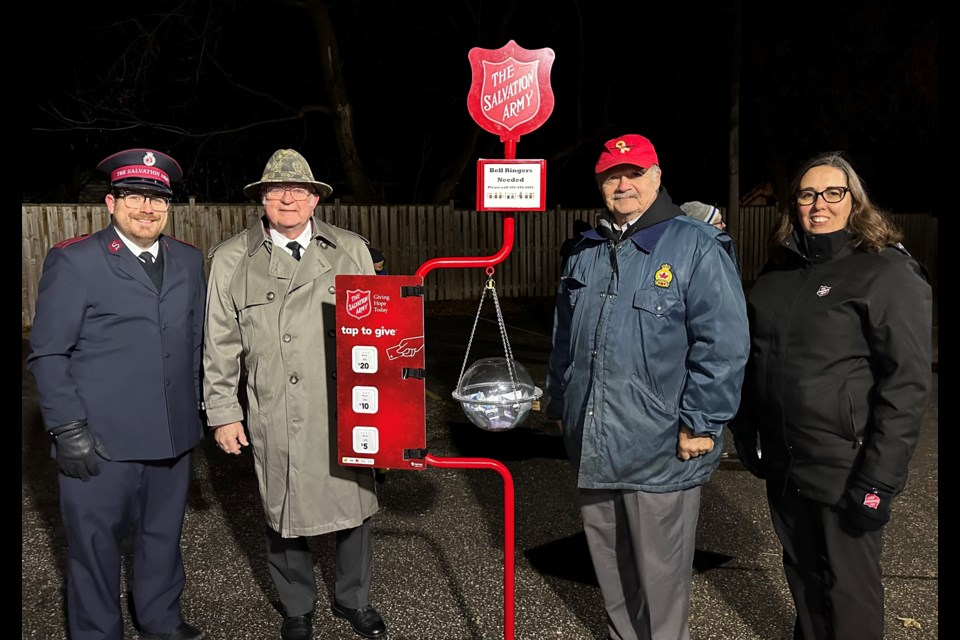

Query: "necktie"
left=139, top=251, right=163, bottom=289
left=286, top=241, right=302, bottom=261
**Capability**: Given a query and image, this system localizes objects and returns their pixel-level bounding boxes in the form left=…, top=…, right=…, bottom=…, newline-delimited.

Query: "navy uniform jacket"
left=27, top=226, right=206, bottom=460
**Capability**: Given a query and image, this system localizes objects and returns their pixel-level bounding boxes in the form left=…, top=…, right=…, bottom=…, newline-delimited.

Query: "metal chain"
left=455, top=279, right=489, bottom=395
left=455, top=269, right=519, bottom=394
left=490, top=282, right=519, bottom=390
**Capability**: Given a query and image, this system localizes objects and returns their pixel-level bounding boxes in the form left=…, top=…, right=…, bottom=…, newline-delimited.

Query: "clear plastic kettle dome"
left=452, top=357, right=543, bottom=431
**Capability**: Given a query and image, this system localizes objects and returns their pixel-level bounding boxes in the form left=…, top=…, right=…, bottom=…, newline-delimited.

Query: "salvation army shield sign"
left=345, top=289, right=372, bottom=319
left=467, top=40, right=555, bottom=143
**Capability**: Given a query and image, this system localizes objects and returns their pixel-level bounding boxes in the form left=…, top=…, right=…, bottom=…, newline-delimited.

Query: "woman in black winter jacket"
left=730, top=152, right=932, bottom=640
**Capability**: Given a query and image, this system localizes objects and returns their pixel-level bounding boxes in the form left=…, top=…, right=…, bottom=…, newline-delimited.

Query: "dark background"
left=23, top=1, right=939, bottom=214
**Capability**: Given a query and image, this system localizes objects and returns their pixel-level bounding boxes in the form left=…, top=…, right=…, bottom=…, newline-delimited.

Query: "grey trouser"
left=580, top=487, right=701, bottom=640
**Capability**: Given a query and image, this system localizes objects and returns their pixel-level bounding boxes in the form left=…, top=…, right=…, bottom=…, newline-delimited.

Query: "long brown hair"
left=770, top=152, right=902, bottom=252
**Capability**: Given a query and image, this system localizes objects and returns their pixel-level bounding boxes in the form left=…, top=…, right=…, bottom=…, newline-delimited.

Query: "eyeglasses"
left=263, top=186, right=314, bottom=201
left=116, top=192, right=171, bottom=212
left=602, top=169, right=647, bottom=186
left=795, top=187, right=849, bottom=206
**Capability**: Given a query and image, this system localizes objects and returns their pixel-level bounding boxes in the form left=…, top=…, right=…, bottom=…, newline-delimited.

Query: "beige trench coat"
left=203, top=216, right=378, bottom=537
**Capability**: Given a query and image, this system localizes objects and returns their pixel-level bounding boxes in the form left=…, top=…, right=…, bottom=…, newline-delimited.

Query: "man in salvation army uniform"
left=27, top=149, right=208, bottom=640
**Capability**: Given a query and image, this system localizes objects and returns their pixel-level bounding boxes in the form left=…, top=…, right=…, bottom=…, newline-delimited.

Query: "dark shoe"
left=141, top=622, right=206, bottom=640
left=280, top=611, right=313, bottom=640
left=331, top=602, right=386, bottom=638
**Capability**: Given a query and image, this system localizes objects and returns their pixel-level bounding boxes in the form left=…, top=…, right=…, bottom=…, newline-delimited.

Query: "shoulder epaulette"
left=347, top=230, right=371, bottom=244
left=316, top=220, right=367, bottom=248
left=208, top=232, right=244, bottom=259
left=53, top=234, right=91, bottom=249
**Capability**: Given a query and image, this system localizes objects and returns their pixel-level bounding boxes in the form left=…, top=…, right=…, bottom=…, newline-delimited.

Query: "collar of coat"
left=778, top=228, right=853, bottom=265
left=589, top=188, right=682, bottom=252
left=246, top=216, right=341, bottom=257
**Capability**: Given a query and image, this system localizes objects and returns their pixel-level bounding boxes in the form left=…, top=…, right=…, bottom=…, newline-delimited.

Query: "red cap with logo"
left=595, top=134, right=659, bottom=174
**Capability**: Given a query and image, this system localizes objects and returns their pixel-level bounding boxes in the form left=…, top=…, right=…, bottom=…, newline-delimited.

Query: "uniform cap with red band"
left=96, top=148, right=183, bottom=196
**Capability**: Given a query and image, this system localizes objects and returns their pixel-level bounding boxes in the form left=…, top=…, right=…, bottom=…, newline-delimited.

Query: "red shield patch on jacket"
left=862, top=493, right=881, bottom=509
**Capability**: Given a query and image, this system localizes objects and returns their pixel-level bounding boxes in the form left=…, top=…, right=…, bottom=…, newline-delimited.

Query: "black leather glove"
left=733, top=435, right=765, bottom=479
left=843, top=473, right=895, bottom=532
left=49, top=421, right=111, bottom=481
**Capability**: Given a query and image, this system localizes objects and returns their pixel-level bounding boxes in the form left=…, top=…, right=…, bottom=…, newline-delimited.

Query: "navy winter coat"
left=547, top=193, right=749, bottom=491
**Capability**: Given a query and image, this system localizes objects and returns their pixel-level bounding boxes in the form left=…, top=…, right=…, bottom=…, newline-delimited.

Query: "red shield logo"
left=863, top=493, right=881, bottom=509
left=345, top=289, right=372, bottom=320
left=467, top=40, right=555, bottom=142
left=479, top=58, right=541, bottom=131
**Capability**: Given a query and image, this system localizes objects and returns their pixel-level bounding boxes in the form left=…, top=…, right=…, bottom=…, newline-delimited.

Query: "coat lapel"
left=246, top=216, right=333, bottom=291
left=101, top=227, right=156, bottom=291
left=290, top=240, right=332, bottom=290
left=158, top=237, right=187, bottom=294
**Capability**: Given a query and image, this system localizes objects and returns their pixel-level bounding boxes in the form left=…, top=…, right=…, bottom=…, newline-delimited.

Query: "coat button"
left=289, top=375, right=299, bottom=384
left=655, top=304, right=662, bottom=312
left=327, top=330, right=335, bottom=339
left=266, top=292, right=275, bottom=301
left=331, top=371, right=337, bottom=379
left=282, top=334, right=292, bottom=343
left=328, top=286, right=336, bottom=294
left=320, top=241, right=328, bottom=249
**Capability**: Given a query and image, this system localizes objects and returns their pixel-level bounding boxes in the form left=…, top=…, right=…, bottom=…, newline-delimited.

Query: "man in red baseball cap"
left=546, top=134, right=749, bottom=640
left=28, top=148, right=206, bottom=640
left=593, top=134, right=664, bottom=230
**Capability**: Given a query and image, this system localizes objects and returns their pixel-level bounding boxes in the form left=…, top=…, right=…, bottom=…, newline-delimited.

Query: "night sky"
left=24, top=1, right=939, bottom=214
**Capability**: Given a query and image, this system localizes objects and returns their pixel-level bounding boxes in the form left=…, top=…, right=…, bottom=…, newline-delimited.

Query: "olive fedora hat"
left=242, top=149, right=333, bottom=201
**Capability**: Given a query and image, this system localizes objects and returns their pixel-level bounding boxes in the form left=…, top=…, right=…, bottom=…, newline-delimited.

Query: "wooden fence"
left=21, top=200, right=938, bottom=330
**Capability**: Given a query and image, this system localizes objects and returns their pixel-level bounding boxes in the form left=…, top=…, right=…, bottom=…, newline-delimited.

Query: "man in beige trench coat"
left=202, top=149, right=385, bottom=640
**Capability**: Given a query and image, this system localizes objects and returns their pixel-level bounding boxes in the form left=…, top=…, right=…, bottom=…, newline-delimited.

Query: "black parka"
left=731, top=229, right=931, bottom=504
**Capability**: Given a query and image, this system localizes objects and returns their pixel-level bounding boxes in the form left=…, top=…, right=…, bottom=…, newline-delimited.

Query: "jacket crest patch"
left=654, top=263, right=674, bottom=288
left=816, top=285, right=832, bottom=297
left=863, top=493, right=881, bottom=509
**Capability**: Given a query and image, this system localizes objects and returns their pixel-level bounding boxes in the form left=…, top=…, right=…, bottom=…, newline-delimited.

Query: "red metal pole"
left=425, top=453, right=515, bottom=640
left=418, top=130, right=518, bottom=635
left=415, top=129, right=517, bottom=279
left=414, top=215, right=515, bottom=279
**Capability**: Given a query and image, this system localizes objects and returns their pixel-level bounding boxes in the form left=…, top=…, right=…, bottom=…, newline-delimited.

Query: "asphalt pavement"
left=21, top=297, right=938, bottom=639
